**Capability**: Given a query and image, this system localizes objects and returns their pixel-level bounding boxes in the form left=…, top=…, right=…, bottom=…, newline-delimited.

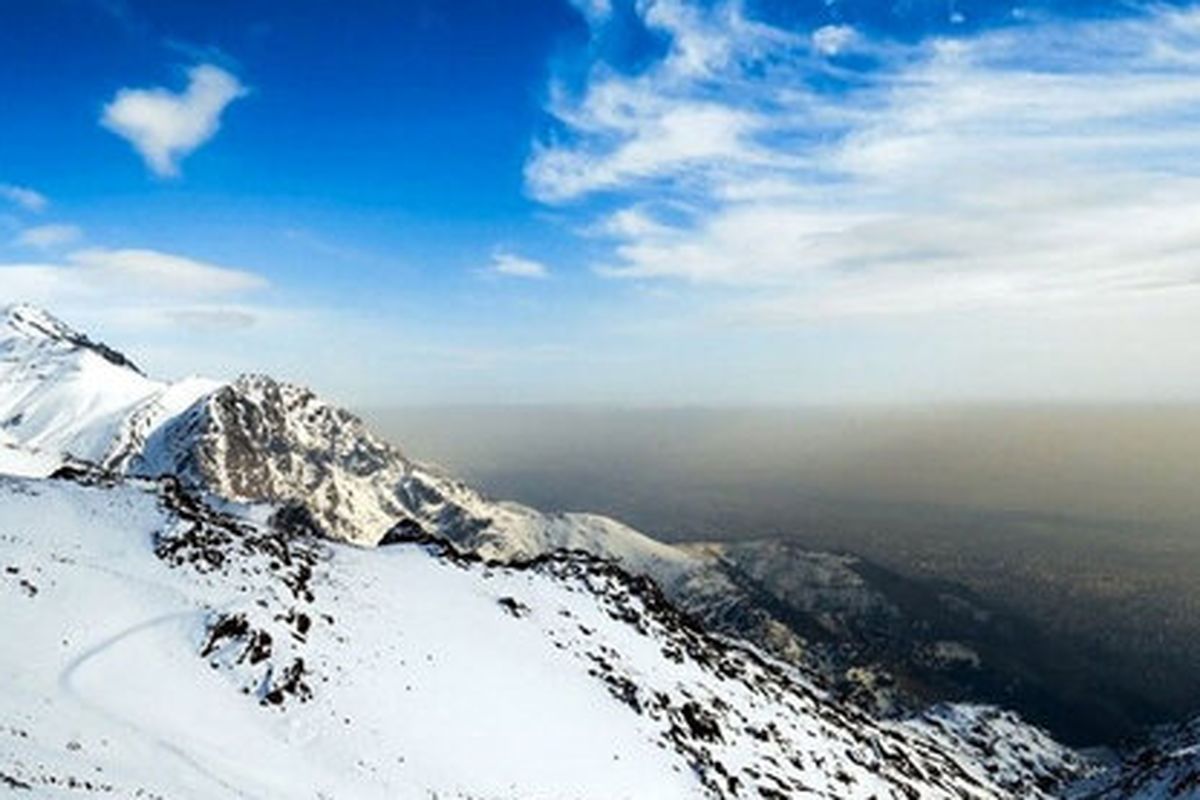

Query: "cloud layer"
left=101, top=64, right=247, bottom=177
left=68, top=247, right=266, bottom=294
left=0, top=184, right=47, bottom=212
left=531, top=2, right=1200, bottom=323
left=0, top=247, right=266, bottom=311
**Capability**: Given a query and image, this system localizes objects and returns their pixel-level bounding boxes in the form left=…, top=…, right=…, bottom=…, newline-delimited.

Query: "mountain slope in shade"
left=1070, top=718, right=1200, bottom=799
left=0, top=463, right=1085, bottom=799
left=684, top=539, right=1173, bottom=744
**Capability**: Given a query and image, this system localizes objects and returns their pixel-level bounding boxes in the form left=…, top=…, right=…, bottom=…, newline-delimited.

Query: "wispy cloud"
left=14, top=224, right=82, bottom=250
left=0, top=184, right=48, bottom=213
left=101, top=63, right=247, bottom=177
left=163, top=307, right=259, bottom=331
left=488, top=250, right=551, bottom=279
left=0, top=243, right=270, bottom=348
left=281, top=227, right=380, bottom=265
left=532, top=2, right=1200, bottom=322
left=67, top=247, right=266, bottom=294
left=811, top=24, right=857, bottom=56
left=0, top=247, right=265, bottom=306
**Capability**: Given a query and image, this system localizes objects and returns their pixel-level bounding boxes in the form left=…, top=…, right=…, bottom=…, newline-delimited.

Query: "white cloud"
left=0, top=245, right=270, bottom=371
left=101, top=64, right=247, bottom=177
left=66, top=247, right=267, bottom=294
left=532, top=3, right=1200, bottom=323
left=0, top=184, right=48, bottom=212
left=14, top=224, right=82, bottom=250
left=811, top=24, right=856, bottom=56
left=526, top=2, right=798, bottom=204
left=0, top=246, right=266, bottom=316
left=489, top=251, right=551, bottom=279
left=527, top=97, right=768, bottom=202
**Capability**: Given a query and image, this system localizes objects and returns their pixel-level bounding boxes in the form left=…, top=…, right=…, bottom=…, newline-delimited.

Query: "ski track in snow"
left=58, top=609, right=260, bottom=799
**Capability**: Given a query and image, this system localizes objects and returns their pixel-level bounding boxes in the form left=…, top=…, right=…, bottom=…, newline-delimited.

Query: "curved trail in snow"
left=58, top=609, right=263, bottom=800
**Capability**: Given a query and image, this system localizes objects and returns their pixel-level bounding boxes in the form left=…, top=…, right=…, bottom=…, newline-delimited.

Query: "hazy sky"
left=4, top=1, right=1200, bottom=404
left=364, top=404, right=1200, bottom=538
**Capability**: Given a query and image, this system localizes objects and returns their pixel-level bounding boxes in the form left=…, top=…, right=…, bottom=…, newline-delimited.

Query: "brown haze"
left=361, top=405, right=1200, bottom=532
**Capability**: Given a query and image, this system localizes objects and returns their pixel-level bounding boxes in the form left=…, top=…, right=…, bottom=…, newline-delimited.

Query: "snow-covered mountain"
left=0, top=454, right=1088, bottom=798
left=0, top=303, right=1188, bottom=798
left=0, top=303, right=811, bottom=671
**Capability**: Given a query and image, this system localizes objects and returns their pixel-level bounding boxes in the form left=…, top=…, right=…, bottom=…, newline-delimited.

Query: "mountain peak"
left=2, top=303, right=143, bottom=375
left=4, top=303, right=80, bottom=342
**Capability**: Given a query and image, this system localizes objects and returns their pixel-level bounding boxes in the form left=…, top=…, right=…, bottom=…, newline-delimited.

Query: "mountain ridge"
left=0, top=447, right=1091, bottom=798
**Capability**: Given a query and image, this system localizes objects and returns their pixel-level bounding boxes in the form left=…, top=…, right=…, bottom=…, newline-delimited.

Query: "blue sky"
left=3, top=0, right=1200, bottom=405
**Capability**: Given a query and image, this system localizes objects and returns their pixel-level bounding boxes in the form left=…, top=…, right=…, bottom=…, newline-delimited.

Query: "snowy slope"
left=0, top=438, right=61, bottom=479
left=0, top=304, right=215, bottom=468
left=0, top=468, right=1083, bottom=799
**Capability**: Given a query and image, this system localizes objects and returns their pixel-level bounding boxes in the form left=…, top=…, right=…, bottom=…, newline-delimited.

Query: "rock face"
left=133, top=374, right=422, bottom=544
